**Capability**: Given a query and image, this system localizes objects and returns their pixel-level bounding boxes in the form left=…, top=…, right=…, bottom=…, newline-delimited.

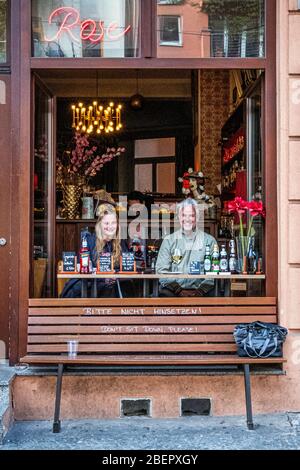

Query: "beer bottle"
left=220, top=244, right=228, bottom=272
left=229, top=239, right=237, bottom=274
left=80, top=236, right=91, bottom=274
left=204, top=244, right=212, bottom=273
left=212, top=244, right=220, bottom=273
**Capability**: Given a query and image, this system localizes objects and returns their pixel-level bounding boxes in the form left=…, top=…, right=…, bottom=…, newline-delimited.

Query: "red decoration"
left=222, top=128, right=245, bottom=164
left=45, top=7, right=131, bottom=44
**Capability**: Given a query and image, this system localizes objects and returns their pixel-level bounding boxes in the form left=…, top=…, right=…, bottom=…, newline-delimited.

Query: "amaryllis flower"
left=227, top=197, right=249, bottom=215
left=248, top=200, right=266, bottom=218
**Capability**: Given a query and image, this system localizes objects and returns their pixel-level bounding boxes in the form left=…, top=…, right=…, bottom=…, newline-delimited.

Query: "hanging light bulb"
left=130, top=70, right=144, bottom=110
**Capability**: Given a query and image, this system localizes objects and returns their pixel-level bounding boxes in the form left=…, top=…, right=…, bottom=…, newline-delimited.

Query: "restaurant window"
left=159, top=16, right=182, bottom=47
left=156, top=0, right=265, bottom=58
left=31, top=69, right=267, bottom=299
left=0, top=0, right=7, bottom=63
left=31, top=0, right=141, bottom=58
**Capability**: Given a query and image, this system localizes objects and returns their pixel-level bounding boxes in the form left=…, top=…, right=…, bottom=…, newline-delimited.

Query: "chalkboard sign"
left=121, top=252, right=136, bottom=272
left=98, top=252, right=113, bottom=273
left=62, top=252, right=76, bottom=272
left=189, top=261, right=201, bottom=275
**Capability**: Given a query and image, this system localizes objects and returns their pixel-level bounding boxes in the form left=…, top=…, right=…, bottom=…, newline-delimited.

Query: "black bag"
left=233, top=321, right=288, bottom=358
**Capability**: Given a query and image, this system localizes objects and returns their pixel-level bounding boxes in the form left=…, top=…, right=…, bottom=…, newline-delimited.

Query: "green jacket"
left=155, top=229, right=217, bottom=292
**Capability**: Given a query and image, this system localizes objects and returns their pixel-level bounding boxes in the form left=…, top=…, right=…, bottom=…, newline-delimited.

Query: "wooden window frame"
left=0, top=0, right=10, bottom=67
left=9, top=0, right=277, bottom=363
left=158, top=15, right=183, bottom=47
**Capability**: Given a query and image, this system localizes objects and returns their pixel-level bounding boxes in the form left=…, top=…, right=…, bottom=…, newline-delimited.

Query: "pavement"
left=1, top=413, right=300, bottom=450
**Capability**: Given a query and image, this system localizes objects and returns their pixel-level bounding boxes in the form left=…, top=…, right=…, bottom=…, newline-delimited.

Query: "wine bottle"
left=212, top=244, right=220, bottom=273
left=80, top=236, right=91, bottom=274
left=247, top=237, right=257, bottom=274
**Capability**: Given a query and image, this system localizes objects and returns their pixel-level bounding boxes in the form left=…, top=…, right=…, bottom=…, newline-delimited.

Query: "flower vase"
left=235, top=236, right=249, bottom=274
left=62, top=184, right=82, bottom=219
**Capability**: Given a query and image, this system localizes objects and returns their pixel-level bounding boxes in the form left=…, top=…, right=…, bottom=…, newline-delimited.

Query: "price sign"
left=121, top=252, right=136, bottom=272
left=189, top=261, right=201, bottom=275
left=62, top=252, right=76, bottom=272
left=98, top=253, right=113, bottom=273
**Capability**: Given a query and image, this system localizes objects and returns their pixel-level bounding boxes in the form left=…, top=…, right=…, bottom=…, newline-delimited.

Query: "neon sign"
left=45, top=7, right=132, bottom=44
left=222, top=128, right=245, bottom=164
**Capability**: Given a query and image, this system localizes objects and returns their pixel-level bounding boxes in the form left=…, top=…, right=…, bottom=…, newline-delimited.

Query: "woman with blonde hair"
left=93, top=203, right=122, bottom=268
left=61, top=203, right=130, bottom=298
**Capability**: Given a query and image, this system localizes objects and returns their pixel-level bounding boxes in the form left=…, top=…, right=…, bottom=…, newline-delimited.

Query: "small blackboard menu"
left=62, top=252, right=76, bottom=272
left=121, top=252, right=136, bottom=272
left=98, top=252, right=113, bottom=273
left=189, top=261, right=201, bottom=275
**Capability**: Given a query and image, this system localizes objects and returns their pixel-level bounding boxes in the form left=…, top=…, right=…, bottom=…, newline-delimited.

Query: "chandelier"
left=71, top=101, right=123, bottom=135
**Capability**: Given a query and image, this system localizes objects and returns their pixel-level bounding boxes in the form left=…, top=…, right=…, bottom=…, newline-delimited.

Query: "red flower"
left=248, top=200, right=266, bottom=218
left=227, top=197, right=249, bottom=215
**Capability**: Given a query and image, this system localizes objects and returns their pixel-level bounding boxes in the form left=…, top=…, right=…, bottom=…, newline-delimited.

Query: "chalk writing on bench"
left=154, top=308, right=201, bottom=315
left=82, top=307, right=202, bottom=316
left=98, top=325, right=200, bottom=334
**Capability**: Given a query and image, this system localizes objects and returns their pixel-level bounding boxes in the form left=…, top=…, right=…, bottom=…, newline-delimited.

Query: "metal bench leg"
left=243, top=364, right=254, bottom=430
left=53, top=364, right=64, bottom=433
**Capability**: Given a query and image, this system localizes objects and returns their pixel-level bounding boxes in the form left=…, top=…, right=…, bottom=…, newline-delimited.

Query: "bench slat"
left=28, top=334, right=235, bottom=344
left=20, top=354, right=286, bottom=365
left=27, top=343, right=238, bottom=353
left=28, top=306, right=277, bottom=316
left=28, top=297, right=277, bottom=307
left=28, top=315, right=278, bottom=325
left=28, top=324, right=237, bottom=334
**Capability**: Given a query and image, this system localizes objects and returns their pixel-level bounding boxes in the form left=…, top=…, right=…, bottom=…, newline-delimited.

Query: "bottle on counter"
left=247, top=237, right=257, bottom=274
left=212, top=244, right=220, bottom=273
left=229, top=239, right=237, bottom=274
left=220, top=244, right=228, bottom=272
left=204, top=243, right=212, bottom=273
left=79, top=236, right=91, bottom=274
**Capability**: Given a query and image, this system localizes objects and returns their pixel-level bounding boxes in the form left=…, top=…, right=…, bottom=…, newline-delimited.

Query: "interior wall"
left=200, top=70, right=230, bottom=195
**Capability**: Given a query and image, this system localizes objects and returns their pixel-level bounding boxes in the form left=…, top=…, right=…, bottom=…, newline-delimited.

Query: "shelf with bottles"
left=204, top=238, right=263, bottom=276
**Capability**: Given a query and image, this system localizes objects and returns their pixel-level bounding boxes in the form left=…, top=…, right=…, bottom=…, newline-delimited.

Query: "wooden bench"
left=21, top=297, right=286, bottom=432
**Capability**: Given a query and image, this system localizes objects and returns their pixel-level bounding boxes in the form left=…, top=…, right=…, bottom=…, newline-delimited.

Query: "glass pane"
left=135, top=138, right=175, bottom=158
left=135, top=164, right=153, bottom=192
left=246, top=84, right=264, bottom=277
left=0, top=0, right=7, bottom=63
left=32, top=0, right=141, bottom=58
left=33, top=85, right=53, bottom=297
left=157, top=0, right=265, bottom=58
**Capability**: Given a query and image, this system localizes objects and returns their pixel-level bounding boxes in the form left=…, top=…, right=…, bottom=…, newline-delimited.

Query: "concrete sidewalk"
left=1, top=413, right=300, bottom=450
